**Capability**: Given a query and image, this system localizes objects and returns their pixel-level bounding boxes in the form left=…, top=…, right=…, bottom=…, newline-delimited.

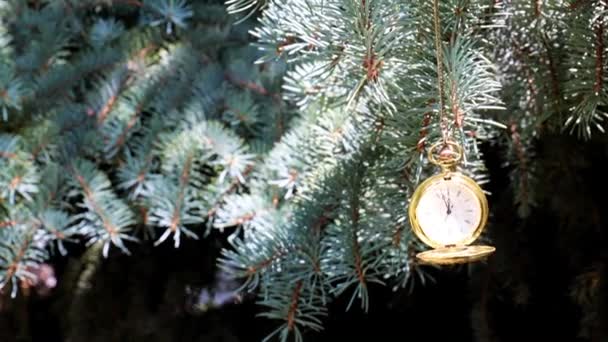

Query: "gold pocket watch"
left=408, top=140, right=495, bottom=265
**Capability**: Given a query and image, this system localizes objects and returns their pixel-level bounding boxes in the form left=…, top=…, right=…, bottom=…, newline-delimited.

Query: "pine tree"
left=0, top=0, right=291, bottom=299
left=217, top=0, right=608, bottom=341
left=2, top=0, right=608, bottom=341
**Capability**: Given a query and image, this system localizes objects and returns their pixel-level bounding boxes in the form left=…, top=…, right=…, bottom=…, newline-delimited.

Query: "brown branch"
left=286, top=281, right=303, bottom=331
left=358, top=1, right=380, bottom=82
left=224, top=212, right=256, bottom=227
left=0, top=221, right=17, bottom=228
left=276, top=36, right=296, bottom=56
left=510, top=122, right=529, bottom=207
left=540, top=35, right=561, bottom=113
left=0, top=151, right=17, bottom=159
left=511, top=38, right=539, bottom=113
left=450, top=81, right=464, bottom=128
left=535, top=0, right=542, bottom=17
left=569, top=0, right=590, bottom=10
left=129, top=151, right=157, bottom=195
left=392, top=224, right=403, bottom=247
left=310, top=204, right=339, bottom=273
left=352, top=232, right=366, bottom=288
left=96, top=95, right=119, bottom=124
left=36, top=59, right=119, bottom=101
left=417, top=100, right=434, bottom=152
left=71, top=167, right=117, bottom=236
left=5, top=235, right=33, bottom=283
left=246, top=249, right=288, bottom=275
left=361, top=0, right=371, bottom=29
left=169, top=154, right=193, bottom=233
left=272, top=194, right=280, bottom=208
left=9, top=176, right=22, bottom=191
left=351, top=196, right=366, bottom=289
left=34, top=113, right=95, bottom=158
left=206, top=164, right=254, bottom=218
left=363, top=52, right=382, bottom=82
left=312, top=204, right=337, bottom=235
left=102, top=45, right=160, bottom=136
left=97, top=45, right=158, bottom=126
left=139, top=206, right=148, bottom=226
left=112, top=105, right=142, bottom=149
left=224, top=72, right=270, bottom=96
left=594, top=20, right=604, bottom=93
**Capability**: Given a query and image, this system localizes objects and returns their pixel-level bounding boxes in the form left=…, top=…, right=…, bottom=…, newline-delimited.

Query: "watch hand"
left=446, top=189, right=452, bottom=215
left=441, top=193, right=450, bottom=215
left=445, top=189, right=453, bottom=215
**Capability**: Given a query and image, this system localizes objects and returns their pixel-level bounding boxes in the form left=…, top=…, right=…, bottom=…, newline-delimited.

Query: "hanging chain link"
left=432, top=0, right=450, bottom=144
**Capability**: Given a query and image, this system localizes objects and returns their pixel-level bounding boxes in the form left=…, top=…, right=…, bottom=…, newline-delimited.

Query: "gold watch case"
left=409, top=171, right=489, bottom=249
left=416, top=245, right=496, bottom=265
left=408, top=171, right=494, bottom=264
left=407, top=140, right=495, bottom=264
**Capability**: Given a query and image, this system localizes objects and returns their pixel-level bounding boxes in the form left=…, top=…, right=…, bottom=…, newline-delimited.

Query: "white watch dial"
left=414, top=179, right=482, bottom=246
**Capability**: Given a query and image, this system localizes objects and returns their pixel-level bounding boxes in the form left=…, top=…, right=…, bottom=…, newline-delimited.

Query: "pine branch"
left=0, top=20, right=26, bottom=122
left=563, top=2, right=608, bottom=138
left=68, top=160, right=137, bottom=257
left=508, top=121, right=536, bottom=218
left=36, top=209, right=78, bottom=256
left=31, top=49, right=124, bottom=108
left=150, top=151, right=201, bottom=248
left=220, top=2, right=507, bottom=338
left=320, top=161, right=388, bottom=312
left=93, top=68, right=132, bottom=125
left=6, top=1, right=604, bottom=340
left=594, top=19, right=604, bottom=93
left=141, top=0, right=193, bottom=34
left=225, top=71, right=270, bottom=96
left=0, top=136, right=39, bottom=205
left=257, top=273, right=327, bottom=342
left=0, top=0, right=289, bottom=309
left=116, top=115, right=165, bottom=199
left=206, top=164, right=254, bottom=218
left=225, top=0, right=267, bottom=24
left=0, top=228, right=47, bottom=298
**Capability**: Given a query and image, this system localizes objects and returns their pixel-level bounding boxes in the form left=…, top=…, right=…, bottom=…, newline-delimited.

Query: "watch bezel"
left=408, top=172, right=489, bottom=249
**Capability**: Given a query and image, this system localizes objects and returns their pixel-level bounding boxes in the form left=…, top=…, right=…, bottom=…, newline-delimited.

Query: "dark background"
left=1, top=135, right=607, bottom=341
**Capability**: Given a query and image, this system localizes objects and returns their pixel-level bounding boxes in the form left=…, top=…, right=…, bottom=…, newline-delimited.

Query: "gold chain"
left=432, top=0, right=449, bottom=144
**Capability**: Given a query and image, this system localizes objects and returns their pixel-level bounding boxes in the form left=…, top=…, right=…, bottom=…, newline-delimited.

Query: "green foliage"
left=215, top=0, right=608, bottom=341
left=0, top=0, right=290, bottom=298
left=215, top=0, right=507, bottom=339
left=1, top=0, right=607, bottom=341
left=141, top=0, right=193, bottom=34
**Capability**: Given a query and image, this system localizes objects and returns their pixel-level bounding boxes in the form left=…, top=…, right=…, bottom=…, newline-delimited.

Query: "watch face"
left=413, top=175, right=484, bottom=247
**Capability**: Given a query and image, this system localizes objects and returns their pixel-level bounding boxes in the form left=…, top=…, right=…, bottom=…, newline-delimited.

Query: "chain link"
left=432, top=0, right=450, bottom=144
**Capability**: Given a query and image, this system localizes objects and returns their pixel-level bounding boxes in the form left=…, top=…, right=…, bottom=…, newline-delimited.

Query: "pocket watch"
left=408, top=140, right=495, bottom=265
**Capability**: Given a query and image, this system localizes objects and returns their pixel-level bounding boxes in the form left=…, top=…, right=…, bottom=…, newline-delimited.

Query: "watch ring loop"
left=428, top=140, right=463, bottom=168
